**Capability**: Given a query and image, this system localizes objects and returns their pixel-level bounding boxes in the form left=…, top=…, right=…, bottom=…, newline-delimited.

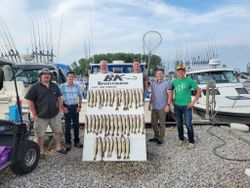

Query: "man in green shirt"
left=172, top=65, right=201, bottom=149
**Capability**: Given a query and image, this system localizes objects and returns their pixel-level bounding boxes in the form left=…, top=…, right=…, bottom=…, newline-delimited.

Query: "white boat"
left=187, top=59, right=250, bottom=125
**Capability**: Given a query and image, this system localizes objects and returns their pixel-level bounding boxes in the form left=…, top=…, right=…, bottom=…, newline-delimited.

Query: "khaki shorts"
left=34, top=113, right=62, bottom=137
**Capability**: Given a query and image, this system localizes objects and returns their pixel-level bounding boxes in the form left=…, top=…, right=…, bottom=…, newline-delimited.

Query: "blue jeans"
left=174, top=105, right=194, bottom=143
left=64, top=106, right=80, bottom=145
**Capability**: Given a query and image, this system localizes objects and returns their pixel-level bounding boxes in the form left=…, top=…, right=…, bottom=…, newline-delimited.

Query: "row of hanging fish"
left=85, top=114, right=145, bottom=136
left=93, top=136, right=130, bottom=160
left=87, top=89, right=144, bottom=110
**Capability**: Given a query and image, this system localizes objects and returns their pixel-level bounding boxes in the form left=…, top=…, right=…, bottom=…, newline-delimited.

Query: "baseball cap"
left=176, top=65, right=186, bottom=71
left=39, top=68, right=52, bottom=76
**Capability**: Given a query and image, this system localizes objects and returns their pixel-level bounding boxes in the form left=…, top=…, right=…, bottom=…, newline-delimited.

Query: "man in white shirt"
left=98, top=60, right=112, bottom=74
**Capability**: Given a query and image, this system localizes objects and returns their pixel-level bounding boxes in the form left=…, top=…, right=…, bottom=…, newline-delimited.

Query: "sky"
left=0, top=0, right=250, bottom=72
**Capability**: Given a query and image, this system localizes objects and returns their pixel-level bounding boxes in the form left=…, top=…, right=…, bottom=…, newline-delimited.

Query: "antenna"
left=56, top=15, right=64, bottom=64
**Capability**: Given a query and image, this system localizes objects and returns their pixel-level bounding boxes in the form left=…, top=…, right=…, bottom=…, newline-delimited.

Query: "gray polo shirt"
left=25, top=81, right=62, bottom=119
left=150, top=79, right=171, bottom=110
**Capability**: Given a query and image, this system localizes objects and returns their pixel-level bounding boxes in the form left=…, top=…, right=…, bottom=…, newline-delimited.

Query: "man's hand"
left=187, top=101, right=195, bottom=108
left=63, top=107, right=68, bottom=114
left=31, top=113, right=37, bottom=120
left=77, top=106, right=81, bottom=113
left=164, top=105, right=170, bottom=113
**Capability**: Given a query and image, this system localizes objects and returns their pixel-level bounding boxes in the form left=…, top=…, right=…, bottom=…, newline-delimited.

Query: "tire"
left=10, top=140, right=40, bottom=175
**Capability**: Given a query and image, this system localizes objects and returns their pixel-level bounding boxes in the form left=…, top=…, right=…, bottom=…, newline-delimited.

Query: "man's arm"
left=27, top=100, right=37, bottom=118
left=164, top=90, right=173, bottom=113
left=58, top=97, right=63, bottom=113
left=188, top=88, right=201, bottom=108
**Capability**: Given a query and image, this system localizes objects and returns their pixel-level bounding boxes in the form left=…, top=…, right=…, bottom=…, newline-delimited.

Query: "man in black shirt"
left=25, top=68, right=66, bottom=158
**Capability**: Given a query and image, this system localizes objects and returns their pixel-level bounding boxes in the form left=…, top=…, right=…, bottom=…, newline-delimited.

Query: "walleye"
left=114, top=137, right=118, bottom=159
left=93, top=137, right=98, bottom=160
left=100, top=90, right=104, bottom=107
left=92, top=115, right=96, bottom=133
left=126, top=115, right=130, bottom=136
left=135, top=89, right=140, bottom=108
left=140, top=89, right=144, bottom=106
left=99, top=115, right=103, bottom=134
left=133, top=89, right=138, bottom=109
left=129, top=90, right=133, bottom=108
left=133, top=114, right=137, bottom=134
left=125, top=90, right=129, bottom=110
left=137, top=114, right=141, bottom=133
left=93, top=90, right=97, bottom=107
left=129, top=114, right=134, bottom=134
left=114, top=115, right=118, bottom=136
left=110, top=115, right=114, bottom=136
left=122, top=115, right=126, bottom=136
left=108, top=136, right=114, bottom=158
left=118, top=115, right=122, bottom=136
left=140, top=114, right=145, bottom=134
left=97, top=90, right=101, bottom=108
left=125, top=137, right=130, bottom=159
left=115, top=90, right=119, bottom=110
left=98, top=137, right=103, bottom=160
left=95, top=115, right=99, bottom=135
left=85, top=115, right=89, bottom=133
left=106, top=115, right=110, bottom=136
left=103, top=137, right=107, bottom=154
left=117, top=137, right=122, bottom=159
left=89, top=90, right=94, bottom=107
left=121, top=136, right=126, bottom=159
left=107, top=90, right=110, bottom=107
left=88, top=115, right=93, bottom=133
left=106, top=137, right=110, bottom=158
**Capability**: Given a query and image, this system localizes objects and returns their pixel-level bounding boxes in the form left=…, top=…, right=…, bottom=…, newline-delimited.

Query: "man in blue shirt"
left=60, top=71, right=83, bottom=151
left=148, top=69, right=172, bottom=145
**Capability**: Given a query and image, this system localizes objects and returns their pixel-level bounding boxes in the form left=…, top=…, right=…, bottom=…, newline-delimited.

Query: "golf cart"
left=0, top=58, right=40, bottom=175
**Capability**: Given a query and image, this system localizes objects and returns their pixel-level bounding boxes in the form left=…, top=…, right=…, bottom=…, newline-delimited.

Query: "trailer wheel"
left=10, top=140, right=40, bottom=175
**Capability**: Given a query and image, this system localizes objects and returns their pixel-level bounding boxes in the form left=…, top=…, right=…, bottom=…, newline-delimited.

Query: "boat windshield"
left=189, top=71, right=239, bottom=84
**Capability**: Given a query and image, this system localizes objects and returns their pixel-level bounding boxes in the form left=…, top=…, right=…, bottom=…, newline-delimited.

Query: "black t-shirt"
left=25, top=81, right=62, bottom=118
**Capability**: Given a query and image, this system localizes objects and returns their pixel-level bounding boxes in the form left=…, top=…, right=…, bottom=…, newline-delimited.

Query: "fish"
left=88, top=115, right=92, bottom=133
left=121, top=136, right=126, bottom=159
left=106, top=137, right=110, bottom=158
left=125, top=137, right=130, bottom=159
left=133, top=89, right=138, bottom=109
left=123, top=90, right=127, bottom=110
left=103, top=137, right=107, bottom=154
left=117, top=137, right=122, bottom=159
left=93, top=137, right=98, bottom=160
left=109, top=136, right=114, bottom=157
left=118, top=115, right=122, bottom=136
left=126, top=115, right=130, bottom=136
left=95, top=115, right=99, bottom=135
left=97, top=90, right=101, bottom=108
left=114, top=90, right=119, bottom=110
left=93, top=90, right=97, bottom=107
left=88, top=90, right=93, bottom=107
left=105, top=90, right=109, bottom=106
left=100, top=90, right=104, bottom=107
left=140, top=89, right=144, bottom=106
left=140, top=114, right=145, bottom=134
left=92, top=115, right=96, bottom=133
left=129, top=115, right=134, bottom=134
left=110, top=115, right=114, bottom=136
left=110, top=90, right=114, bottom=106
left=129, top=90, right=133, bottom=108
left=119, top=90, right=123, bottom=106
left=98, top=137, right=103, bottom=160
left=103, top=115, right=108, bottom=136
left=107, top=90, right=110, bottom=106
left=106, top=115, right=110, bottom=136
left=85, top=115, right=89, bottom=133
left=114, top=137, right=118, bottom=159
left=135, top=89, right=140, bottom=108
left=133, top=114, right=137, bottom=134
left=122, top=115, right=126, bottom=136
left=137, top=114, right=141, bottom=133
left=98, top=115, right=103, bottom=134
left=87, top=90, right=91, bottom=104
left=113, top=114, right=118, bottom=136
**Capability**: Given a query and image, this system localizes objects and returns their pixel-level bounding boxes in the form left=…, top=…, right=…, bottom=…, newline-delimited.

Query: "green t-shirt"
left=172, top=77, right=198, bottom=106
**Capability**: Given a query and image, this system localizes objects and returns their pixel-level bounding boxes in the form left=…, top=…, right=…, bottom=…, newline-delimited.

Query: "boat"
left=186, top=59, right=250, bottom=125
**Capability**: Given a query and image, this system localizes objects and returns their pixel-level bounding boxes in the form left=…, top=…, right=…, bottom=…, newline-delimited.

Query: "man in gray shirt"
left=97, top=60, right=112, bottom=74
left=148, top=68, right=172, bottom=145
left=25, top=68, right=66, bottom=159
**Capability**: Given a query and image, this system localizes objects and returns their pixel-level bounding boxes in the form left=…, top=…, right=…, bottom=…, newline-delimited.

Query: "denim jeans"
left=174, top=105, right=194, bottom=143
left=64, top=106, right=80, bottom=145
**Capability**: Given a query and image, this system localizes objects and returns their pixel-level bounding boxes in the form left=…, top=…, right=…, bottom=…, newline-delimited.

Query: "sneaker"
left=176, top=140, right=184, bottom=147
left=148, top=138, right=158, bottom=142
left=187, top=143, right=195, bottom=150
left=74, top=142, right=83, bottom=148
left=65, top=144, right=71, bottom=151
left=157, top=141, right=163, bottom=146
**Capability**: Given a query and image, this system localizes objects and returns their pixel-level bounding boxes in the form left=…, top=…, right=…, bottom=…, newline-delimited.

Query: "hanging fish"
left=108, top=136, right=114, bottom=158
left=88, top=115, right=92, bottom=133
left=140, top=114, right=145, bottom=134
left=118, top=115, right=122, bottom=136
left=114, top=137, right=118, bottom=159
left=114, top=114, right=118, bottom=136
left=99, top=115, right=103, bottom=134
left=135, top=89, right=140, bottom=109
left=117, top=137, right=122, bottom=159
left=140, top=89, right=144, bottom=106
left=106, top=137, right=110, bottom=158
left=121, top=136, right=126, bottom=159
left=133, top=89, right=138, bottom=109
left=97, top=90, right=101, bottom=108
left=122, top=115, right=126, bottom=136
left=123, top=90, right=127, bottom=110
left=103, top=137, right=107, bottom=155
left=95, top=115, right=99, bottom=135
left=85, top=115, right=89, bottom=133
left=93, top=137, right=98, bottom=160
left=107, top=90, right=110, bottom=106
left=98, top=137, right=103, bottom=160
left=129, top=90, right=133, bottom=108
left=110, top=115, right=114, bottom=136
left=110, top=90, right=114, bottom=106
left=115, top=90, right=119, bottom=110
left=137, top=114, right=141, bottom=133
left=94, top=90, right=98, bottom=107
left=125, top=137, right=130, bottom=159
left=129, top=114, right=134, bottom=134
left=87, top=90, right=91, bottom=104
left=133, top=114, right=137, bottom=134
left=126, top=115, right=130, bottom=136
left=106, top=115, right=110, bottom=136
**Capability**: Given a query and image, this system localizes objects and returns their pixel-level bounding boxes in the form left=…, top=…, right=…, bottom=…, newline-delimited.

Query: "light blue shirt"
left=150, top=79, right=171, bottom=110
left=60, top=82, right=81, bottom=105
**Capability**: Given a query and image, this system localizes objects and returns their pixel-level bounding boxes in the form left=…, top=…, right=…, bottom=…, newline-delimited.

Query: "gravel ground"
left=1, top=126, right=250, bottom=188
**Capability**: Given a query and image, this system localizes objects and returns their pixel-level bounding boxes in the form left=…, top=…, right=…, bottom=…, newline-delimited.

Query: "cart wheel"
left=10, top=140, right=40, bottom=175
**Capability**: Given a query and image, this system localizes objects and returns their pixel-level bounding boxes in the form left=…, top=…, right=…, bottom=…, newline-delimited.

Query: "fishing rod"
left=1, top=17, right=21, bottom=62
left=28, top=18, right=34, bottom=60
left=31, top=19, right=38, bottom=63
left=49, top=19, right=54, bottom=63
left=45, top=19, right=50, bottom=63
left=36, top=21, right=42, bottom=63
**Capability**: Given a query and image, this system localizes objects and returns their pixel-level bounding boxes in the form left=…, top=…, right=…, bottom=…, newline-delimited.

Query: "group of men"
left=25, top=59, right=200, bottom=159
